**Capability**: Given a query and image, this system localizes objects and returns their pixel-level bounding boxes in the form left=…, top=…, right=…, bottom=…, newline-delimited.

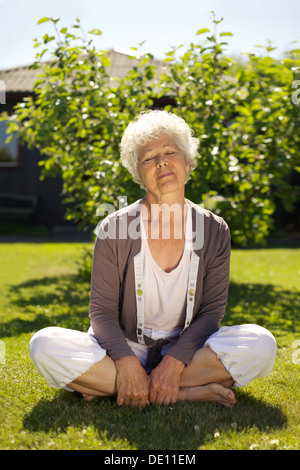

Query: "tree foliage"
left=2, top=14, right=300, bottom=244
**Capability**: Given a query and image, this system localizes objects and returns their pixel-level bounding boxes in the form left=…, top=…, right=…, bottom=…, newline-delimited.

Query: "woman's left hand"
left=148, top=355, right=185, bottom=405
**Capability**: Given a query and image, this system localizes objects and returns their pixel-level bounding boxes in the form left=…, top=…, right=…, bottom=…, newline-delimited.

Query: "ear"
left=185, top=165, right=191, bottom=182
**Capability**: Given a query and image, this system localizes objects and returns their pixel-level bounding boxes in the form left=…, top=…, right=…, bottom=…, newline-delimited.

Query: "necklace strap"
left=134, top=248, right=199, bottom=344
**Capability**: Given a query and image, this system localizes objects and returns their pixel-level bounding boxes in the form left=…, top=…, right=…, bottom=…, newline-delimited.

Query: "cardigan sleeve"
left=166, top=218, right=231, bottom=365
left=89, top=222, right=136, bottom=360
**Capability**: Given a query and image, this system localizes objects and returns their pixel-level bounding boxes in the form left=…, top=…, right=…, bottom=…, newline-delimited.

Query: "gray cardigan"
left=89, top=198, right=231, bottom=366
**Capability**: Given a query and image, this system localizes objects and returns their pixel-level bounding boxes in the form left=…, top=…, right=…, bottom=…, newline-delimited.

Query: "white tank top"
left=141, top=203, right=192, bottom=334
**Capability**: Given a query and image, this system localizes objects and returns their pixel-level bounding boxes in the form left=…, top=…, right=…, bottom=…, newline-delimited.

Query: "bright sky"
left=0, top=0, right=299, bottom=69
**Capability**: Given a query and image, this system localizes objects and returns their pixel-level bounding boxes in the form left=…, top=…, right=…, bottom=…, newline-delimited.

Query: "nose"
left=156, top=156, right=168, bottom=168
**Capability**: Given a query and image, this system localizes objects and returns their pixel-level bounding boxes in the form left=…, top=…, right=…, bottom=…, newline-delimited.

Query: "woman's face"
left=137, top=135, right=189, bottom=201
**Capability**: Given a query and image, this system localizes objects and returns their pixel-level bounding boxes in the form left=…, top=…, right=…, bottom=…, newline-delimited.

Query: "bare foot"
left=82, top=384, right=236, bottom=407
left=82, top=393, right=98, bottom=402
left=180, top=383, right=236, bottom=408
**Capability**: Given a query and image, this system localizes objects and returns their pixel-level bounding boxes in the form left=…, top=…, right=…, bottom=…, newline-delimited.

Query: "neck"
left=142, top=192, right=187, bottom=240
left=145, top=188, right=186, bottom=209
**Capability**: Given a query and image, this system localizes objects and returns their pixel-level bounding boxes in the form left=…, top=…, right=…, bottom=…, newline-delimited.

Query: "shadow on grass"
left=1, top=274, right=91, bottom=337
left=9, top=274, right=90, bottom=309
left=226, top=282, right=299, bottom=333
left=22, top=388, right=287, bottom=450
left=2, top=274, right=299, bottom=338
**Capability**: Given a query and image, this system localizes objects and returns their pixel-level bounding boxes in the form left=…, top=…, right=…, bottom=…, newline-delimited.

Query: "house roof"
left=0, top=64, right=41, bottom=94
left=0, top=49, right=165, bottom=94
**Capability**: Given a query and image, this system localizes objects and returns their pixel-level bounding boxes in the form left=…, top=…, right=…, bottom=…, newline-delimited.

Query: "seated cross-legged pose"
left=29, top=110, right=277, bottom=407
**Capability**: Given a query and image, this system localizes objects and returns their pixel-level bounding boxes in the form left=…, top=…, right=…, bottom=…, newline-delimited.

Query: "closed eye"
left=141, top=150, right=176, bottom=164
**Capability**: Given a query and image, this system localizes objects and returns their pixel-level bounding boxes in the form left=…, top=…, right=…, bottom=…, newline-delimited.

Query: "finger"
left=152, top=392, right=166, bottom=405
left=117, top=390, right=132, bottom=406
left=149, top=387, right=159, bottom=404
left=129, top=394, right=143, bottom=407
left=149, top=384, right=171, bottom=404
left=148, top=378, right=162, bottom=403
left=139, top=391, right=150, bottom=407
left=128, top=396, right=148, bottom=407
left=137, top=397, right=149, bottom=407
left=117, top=395, right=124, bottom=406
left=119, top=388, right=149, bottom=407
left=170, top=393, right=178, bottom=404
left=162, top=394, right=172, bottom=406
left=163, top=392, right=178, bottom=406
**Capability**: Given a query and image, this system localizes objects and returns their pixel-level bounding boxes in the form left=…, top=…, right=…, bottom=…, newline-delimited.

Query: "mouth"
left=158, top=171, right=174, bottom=179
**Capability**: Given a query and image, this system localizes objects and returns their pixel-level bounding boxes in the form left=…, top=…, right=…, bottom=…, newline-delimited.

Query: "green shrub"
left=2, top=14, right=300, bottom=245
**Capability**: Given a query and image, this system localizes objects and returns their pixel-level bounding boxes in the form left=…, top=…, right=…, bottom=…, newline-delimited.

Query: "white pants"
left=29, top=324, right=277, bottom=391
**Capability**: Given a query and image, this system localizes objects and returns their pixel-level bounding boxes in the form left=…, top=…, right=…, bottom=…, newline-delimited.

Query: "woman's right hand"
left=114, top=356, right=149, bottom=407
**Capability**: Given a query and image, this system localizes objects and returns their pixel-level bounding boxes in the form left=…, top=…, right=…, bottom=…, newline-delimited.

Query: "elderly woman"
left=29, top=110, right=277, bottom=407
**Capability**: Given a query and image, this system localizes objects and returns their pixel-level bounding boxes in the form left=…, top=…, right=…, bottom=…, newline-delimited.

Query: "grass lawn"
left=0, top=242, right=299, bottom=450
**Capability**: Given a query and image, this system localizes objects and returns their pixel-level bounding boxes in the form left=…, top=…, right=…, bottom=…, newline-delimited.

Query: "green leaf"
left=42, top=34, right=55, bottom=44
left=88, top=28, right=102, bottom=36
left=37, top=17, right=51, bottom=25
left=101, top=55, right=111, bottom=67
left=39, top=48, right=48, bottom=59
left=78, top=128, right=87, bottom=139
left=196, top=28, right=210, bottom=35
left=213, top=17, right=224, bottom=24
left=220, top=32, right=233, bottom=37
left=33, top=79, right=46, bottom=87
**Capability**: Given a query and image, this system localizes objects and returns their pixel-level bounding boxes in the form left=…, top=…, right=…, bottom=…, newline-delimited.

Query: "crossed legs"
left=29, top=324, right=277, bottom=408
left=67, top=346, right=236, bottom=407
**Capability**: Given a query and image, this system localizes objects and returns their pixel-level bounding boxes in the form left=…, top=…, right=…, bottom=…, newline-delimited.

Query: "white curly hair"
left=120, top=110, right=199, bottom=188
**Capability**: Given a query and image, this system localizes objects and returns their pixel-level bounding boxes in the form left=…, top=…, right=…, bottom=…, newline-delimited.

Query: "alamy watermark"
left=94, top=196, right=205, bottom=250
left=0, top=80, right=6, bottom=104
left=292, top=80, right=300, bottom=105
left=292, top=340, right=300, bottom=365
left=0, top=340, right=5, bottom=364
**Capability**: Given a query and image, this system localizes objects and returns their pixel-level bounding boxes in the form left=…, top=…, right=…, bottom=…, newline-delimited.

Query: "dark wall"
left=0, top=144, right=70, bottom=227
left=0, top=94, right=73, bottom=228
